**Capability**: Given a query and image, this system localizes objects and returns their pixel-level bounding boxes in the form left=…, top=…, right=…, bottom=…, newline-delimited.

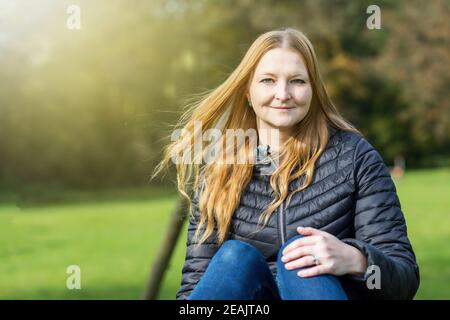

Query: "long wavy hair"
left=152, top=28, right=359, bottom=247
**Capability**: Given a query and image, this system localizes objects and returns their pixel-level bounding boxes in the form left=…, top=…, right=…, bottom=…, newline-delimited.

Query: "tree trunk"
left=143, top=195, right=188, bottom=300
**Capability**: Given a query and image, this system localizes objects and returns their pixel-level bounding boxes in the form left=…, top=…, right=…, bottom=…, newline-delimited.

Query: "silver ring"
left=311, top=255, right=320, bottom=265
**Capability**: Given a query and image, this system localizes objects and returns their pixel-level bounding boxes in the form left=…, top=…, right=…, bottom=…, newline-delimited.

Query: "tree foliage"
left=0, top=0, right=448, bottom=191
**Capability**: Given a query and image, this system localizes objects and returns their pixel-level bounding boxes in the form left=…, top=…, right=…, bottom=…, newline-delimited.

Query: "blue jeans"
left=188, top=235, right=348, bottom=300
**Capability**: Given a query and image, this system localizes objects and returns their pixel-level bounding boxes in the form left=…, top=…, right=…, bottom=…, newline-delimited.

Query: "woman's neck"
left=257, top=127, right=292, bottom=165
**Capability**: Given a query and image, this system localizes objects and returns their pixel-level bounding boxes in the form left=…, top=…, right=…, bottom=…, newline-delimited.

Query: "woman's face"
left=247, top=47, right=313, bottom=134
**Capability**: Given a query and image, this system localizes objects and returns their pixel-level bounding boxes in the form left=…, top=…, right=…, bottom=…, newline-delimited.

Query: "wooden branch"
left=143, top=195, right=188, bottom=300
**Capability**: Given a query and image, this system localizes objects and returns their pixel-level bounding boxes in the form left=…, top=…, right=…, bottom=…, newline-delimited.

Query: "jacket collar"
left=253, top=144, right=278, bottom=176
left=252, top=124, right=339, bottom=176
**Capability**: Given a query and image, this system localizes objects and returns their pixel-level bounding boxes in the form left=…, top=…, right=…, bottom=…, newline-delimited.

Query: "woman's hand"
left=281, top=226, right=368, bottom=278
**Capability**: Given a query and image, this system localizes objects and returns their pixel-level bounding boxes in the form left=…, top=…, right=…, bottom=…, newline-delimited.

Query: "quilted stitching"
left=176, top=129, right=420, bottom=300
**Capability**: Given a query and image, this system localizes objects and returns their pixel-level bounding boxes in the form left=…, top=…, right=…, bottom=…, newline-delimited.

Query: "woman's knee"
left=277, top=234, right=304, bottom=261
left=214, top=239, right=265, bottom=266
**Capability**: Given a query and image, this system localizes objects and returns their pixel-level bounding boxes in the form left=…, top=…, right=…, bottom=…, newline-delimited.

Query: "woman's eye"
left=260, top=78, right=305, bottom=84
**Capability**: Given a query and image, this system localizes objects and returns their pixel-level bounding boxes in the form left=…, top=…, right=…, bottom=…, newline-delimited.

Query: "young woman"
left=154, top=28, right=420, bottom=300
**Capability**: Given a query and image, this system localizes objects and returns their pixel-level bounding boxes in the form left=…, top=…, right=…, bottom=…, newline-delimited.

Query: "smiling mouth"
left=270, top=106, right=295, bottom=110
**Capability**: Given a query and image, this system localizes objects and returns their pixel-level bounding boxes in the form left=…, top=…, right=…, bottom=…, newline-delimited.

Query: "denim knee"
left=277, top=234, right=304, bottom=262
left=189, top=239, right=279, bottom=300
left=215, top=239, right=265, bottom=266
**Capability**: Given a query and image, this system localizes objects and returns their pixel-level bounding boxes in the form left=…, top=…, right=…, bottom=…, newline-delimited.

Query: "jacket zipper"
left=278, top=202, right=286, bottom=245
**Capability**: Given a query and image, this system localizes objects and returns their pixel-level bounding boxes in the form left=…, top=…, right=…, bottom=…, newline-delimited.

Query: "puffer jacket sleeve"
left=175, top=188, right=220, bottom=300
left=341, top=136, right=420, bottom=300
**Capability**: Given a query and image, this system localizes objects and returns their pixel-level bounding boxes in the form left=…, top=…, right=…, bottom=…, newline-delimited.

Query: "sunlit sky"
left=0, top=1, right=54, bottom=44
left=0, top=0, right=67, bottom=67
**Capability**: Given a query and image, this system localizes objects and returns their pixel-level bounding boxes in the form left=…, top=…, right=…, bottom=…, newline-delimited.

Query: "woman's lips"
left=270, top=106, right=295, bottom=110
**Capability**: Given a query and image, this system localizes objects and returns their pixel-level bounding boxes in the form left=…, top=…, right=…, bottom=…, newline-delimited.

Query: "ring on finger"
left=311, top=255, right=320, bottom=265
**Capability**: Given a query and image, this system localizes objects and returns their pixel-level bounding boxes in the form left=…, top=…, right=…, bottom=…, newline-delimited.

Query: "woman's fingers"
left=282, top=245, right=314, bottom=264
left=281, top=228, right=347, bottom=277
left=297, top=226, right=322, bottom=236
left=282, top=235, right=318, bottom=256
left=284, top=254, right=318, bottom=270
left=297, top=265, right=328, bottom=278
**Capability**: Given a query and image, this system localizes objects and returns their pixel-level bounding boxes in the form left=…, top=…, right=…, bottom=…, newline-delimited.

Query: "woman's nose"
left=274, top=82, right=291, bottom=101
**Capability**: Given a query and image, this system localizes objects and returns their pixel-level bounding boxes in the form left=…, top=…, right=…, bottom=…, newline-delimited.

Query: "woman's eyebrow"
left=260, top=71, right=308, bottom=78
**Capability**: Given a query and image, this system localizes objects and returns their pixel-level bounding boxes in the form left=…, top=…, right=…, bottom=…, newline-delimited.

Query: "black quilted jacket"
left=176, top=127, right=420, bottom=300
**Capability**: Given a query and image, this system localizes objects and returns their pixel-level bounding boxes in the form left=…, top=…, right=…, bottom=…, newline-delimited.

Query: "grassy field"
left=0, top=168, right=449, bottom=299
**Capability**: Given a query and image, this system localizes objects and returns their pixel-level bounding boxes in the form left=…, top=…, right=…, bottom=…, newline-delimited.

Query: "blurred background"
left=0, top=0, right=449, bottom=299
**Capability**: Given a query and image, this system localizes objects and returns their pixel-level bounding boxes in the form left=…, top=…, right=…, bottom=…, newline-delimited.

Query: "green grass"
left=0, top=192, right=185, bottom=300
left=0, top=168, right=449, bottom=299
left=394, top=168, right=450, bottom=299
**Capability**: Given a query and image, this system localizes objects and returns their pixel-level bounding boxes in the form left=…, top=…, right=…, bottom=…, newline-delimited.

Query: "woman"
left=154, top=28, right=420, bottom=300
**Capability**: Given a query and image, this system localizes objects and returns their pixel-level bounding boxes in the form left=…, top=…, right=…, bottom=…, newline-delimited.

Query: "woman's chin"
left=264, top=117, right=300, bottom=129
